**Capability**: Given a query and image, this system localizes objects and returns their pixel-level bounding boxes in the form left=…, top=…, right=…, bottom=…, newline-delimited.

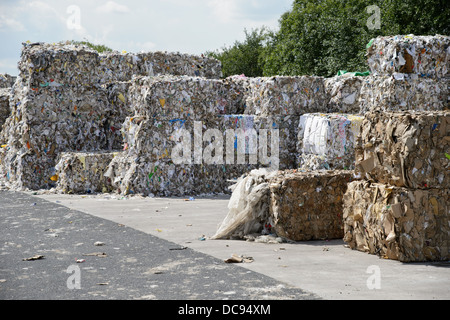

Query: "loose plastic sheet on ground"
left=343, top=180, right=449, bottom=262
left=356, top=111, right=449, bottom=189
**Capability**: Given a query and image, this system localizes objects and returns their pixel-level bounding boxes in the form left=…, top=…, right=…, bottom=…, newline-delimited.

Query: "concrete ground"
left=31, top=192, right=450, bottom=300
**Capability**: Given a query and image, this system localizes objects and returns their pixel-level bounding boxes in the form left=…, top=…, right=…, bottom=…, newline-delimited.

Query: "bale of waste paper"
left=324, top=75, right=364, bottom=114
left=366, top=35, right=449, bottom=79
left=0, top=88, right=10, bottom=129
left=0, top=74, right=16, bottom=88
left=269, top=169, right=355, bottom=241
left=343, top=180, right=449, bottom=262
left=297, top=113, right=364, bottom=171
left=242, top=76, right=328, bottom=116
left=359, top=75, right=448, bottom=113
left=356, top=111, right=450, bottom=189
left=128, top=75, right=244, bottom=120
left=55, top=151, right=117, bottom=194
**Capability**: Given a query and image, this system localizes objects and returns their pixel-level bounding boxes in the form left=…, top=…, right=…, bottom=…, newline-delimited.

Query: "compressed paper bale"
left=18, top=42, right=104, bottom=87
left=0, top=88, right=11, bottom=129
left=220, top=114, right=298, bottom=173
left=110, top=117, right=228, bottom=196
left=243, top=76, right=328, bottom=116
left=356, top=111, right=449, bottom=189
left=128, top=75, right=243, bottom=120
left=104, top=81, right=133, bottom=150
left=269, top=170, right=355, bottom=241
left=297, top=113, right=364, bottom=170
left=0, top=74, right=16, bottom=88
left=343, top=180, right=449, bottom=262
left=55, top=151, right=116, bottom=194
left=366, top=35, right=449, bottom=79
left=136, top=51, right=222, bottom=79
left=324, top=75, right=364, bottom=114
left=359, top=75, right=449, bottom=113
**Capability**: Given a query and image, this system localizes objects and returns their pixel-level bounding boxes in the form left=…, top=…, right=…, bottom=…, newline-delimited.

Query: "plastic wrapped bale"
left=55, top=151, right=116, bottom=194
left=243, top=76, right=328, bottom=116
left=324, top=75, right=364, bottom=114
left=0, top=88, right=11, bottom=129
left=356, top=111, right=449, bottom=189
left=366, top=35, right=449, bottom=79
left=343, top=180, right=449, bottom=262
left=211, top=168, right=278, bottom=240
left=136, top=51, right=222, bottom=79
left=269, top=170, right=355, bottom=241
left=359, top=75, right=449, bottom=113
left=128, top=75, right=243, bottom=120
left=297, top=113, right=364, bottom=170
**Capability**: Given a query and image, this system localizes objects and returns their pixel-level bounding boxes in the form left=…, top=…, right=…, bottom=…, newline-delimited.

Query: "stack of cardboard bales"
left=343, top=35, right=449, bottom=262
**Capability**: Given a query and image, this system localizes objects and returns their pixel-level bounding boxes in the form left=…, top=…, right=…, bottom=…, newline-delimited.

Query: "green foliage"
left=206, top=28, right=271, bottom=78
left=70, top=40, right=113, bottom=53
left=208, top=0, right=449, bottom=77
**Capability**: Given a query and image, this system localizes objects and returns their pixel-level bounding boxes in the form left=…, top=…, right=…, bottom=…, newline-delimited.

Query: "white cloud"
left=0, top=15, right=26, bottom=32
left=96, top=1, right=131, bottom=14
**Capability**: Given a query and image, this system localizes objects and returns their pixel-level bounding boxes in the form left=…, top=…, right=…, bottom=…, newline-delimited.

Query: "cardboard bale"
left=366, top=35, right=449, bottom=79
left=55, top=151, right=117, bottom=194
left=356, top=111, right=450, bottom=189
left=128, top=75, right=243, bottom=120
left=343, top=180, right=449, bottom=262
left=324, top=75, right=364, bottom=114
left=243, top=76, right=328, bottom=116
left=269, top=169, right=355, bottom=241
left=297, top=113, right=364, bottom=170
left=359, top=75, right=449, bottom=113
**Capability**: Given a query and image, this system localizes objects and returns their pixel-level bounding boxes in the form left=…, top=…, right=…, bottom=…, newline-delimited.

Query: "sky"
left=0, top=0, right=293, bottom=75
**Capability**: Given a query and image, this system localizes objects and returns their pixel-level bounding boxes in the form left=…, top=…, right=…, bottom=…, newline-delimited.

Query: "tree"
left=206, top=28, right=271, bottom=78
left=209, top=0, right=449, bottom=77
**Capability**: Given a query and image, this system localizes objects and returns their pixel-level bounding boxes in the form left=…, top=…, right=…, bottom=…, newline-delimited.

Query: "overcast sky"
left=0, top=0, right=293, bottom=75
